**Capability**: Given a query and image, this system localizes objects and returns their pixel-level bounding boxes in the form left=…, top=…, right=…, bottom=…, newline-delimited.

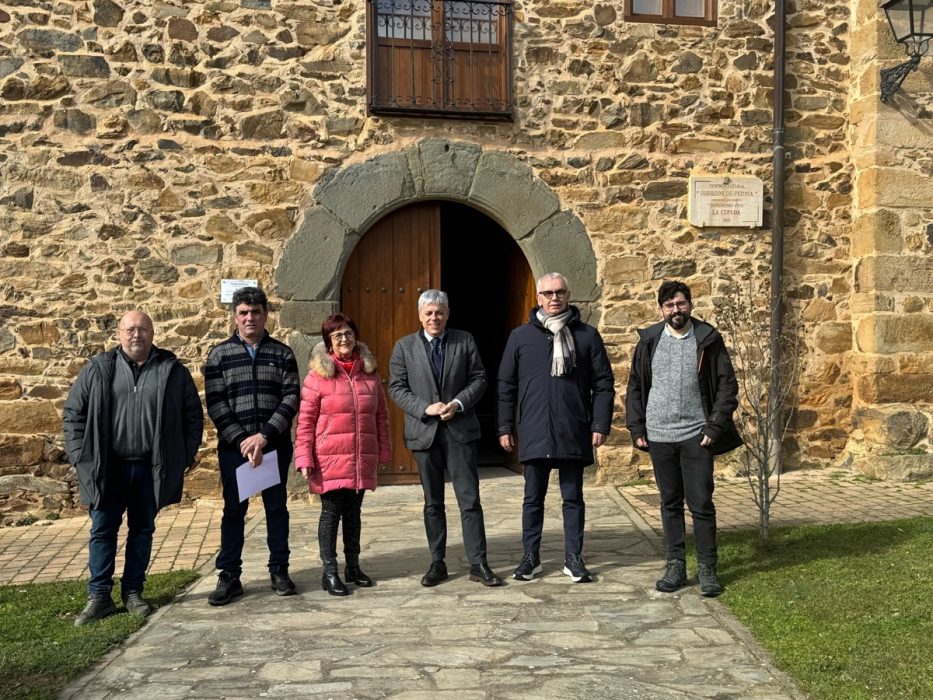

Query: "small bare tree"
left=716, top=283, right=800, bottom=542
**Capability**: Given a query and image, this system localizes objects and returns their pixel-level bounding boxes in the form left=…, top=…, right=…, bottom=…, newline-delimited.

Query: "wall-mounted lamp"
left=881, top=0, right=933, bottom=102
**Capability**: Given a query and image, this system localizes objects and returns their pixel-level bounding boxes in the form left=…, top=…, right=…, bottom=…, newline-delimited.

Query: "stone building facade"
left=0, top=0, right=930, bottom=518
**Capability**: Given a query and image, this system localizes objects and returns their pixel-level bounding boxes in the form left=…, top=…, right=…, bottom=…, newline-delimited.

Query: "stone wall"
left=843, top=0, right=933, bottom=481
left=0, top=0, right=927, bottom=518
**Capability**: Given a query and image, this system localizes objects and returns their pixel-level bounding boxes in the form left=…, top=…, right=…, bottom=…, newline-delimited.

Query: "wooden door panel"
left=502, top=243, right=535, bottom=474
left=342, top=203, right=440, bottom=485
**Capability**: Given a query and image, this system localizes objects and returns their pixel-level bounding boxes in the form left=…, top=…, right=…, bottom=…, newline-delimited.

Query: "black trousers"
left=318, top=488, right=365, bottom=562
left=649, top=436, right=717, bottom=565
left=521, top=461, right=585, bottom=556
left=413, top=425, right=488, bottom=566
left=216, top=443, right=292, bottom=576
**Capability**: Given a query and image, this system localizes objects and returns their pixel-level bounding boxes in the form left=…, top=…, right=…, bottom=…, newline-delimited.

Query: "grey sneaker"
left=562, top=553, right=592, bottom=583
left=74, top=594, right=116, bottom=627
left=697, top=562, right=723, bottom=597
left=655, top=559, right=688, bottom=592
left=121, top=590, right=152, bottom=616
left=512, top=551, right=543, bottom=581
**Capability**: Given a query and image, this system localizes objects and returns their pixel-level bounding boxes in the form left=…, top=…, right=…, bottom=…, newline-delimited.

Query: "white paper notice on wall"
left=688, top=175, right=764, bottom=228
left=220, top=279, right=258, bottom=304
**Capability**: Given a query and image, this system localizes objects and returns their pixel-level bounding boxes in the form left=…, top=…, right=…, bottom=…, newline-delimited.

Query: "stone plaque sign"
left=220, top=278, right=258, bottom=304
left=688, top=175, right=763, bottom=228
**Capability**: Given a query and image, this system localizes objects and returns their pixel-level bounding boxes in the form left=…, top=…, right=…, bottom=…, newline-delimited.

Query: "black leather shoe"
left=270, top=571, right=297, bottom=596
left=420, top=560, right=448, bottom=587
left=208, top=571, right=244, bottom=607
left=469, top=562, right=504, bottom=587
left=345, top=565, right=374, bottom=587
left=322, top=571, right=349, bottom=596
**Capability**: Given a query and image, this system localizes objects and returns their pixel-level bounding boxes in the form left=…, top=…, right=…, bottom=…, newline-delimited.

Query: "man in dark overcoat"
left=498, top=272, right=615, bottom=583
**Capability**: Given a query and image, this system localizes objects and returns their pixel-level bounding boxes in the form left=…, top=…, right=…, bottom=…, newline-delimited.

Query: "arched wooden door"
left=342, top=201, right=534, bottom=485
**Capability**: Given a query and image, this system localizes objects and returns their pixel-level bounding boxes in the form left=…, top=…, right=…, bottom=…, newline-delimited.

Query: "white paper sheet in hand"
left=236, top=450, right=281, bottom=502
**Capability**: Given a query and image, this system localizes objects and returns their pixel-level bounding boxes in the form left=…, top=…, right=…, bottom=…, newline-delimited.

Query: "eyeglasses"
left=538, top=289, right=568, bottom=299
left=661, top=301, right=690, bottom=312
left=120, top=327, right=152, bottom=336
left=330, top=331, right=355, bottom=341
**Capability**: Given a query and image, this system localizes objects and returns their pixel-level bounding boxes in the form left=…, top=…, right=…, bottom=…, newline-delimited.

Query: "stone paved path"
left=61, top=472, right=802, bottom=699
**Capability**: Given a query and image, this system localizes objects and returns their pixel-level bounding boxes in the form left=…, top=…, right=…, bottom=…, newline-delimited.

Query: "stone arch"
left=275, top=138, right=599, bottom=362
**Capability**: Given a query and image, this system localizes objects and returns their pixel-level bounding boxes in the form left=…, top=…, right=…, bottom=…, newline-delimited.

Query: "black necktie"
left=430, top=337, right=443, bottom=380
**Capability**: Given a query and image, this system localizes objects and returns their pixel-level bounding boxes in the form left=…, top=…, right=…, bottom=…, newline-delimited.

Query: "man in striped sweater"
left=204, top=287, right=301, bottom=605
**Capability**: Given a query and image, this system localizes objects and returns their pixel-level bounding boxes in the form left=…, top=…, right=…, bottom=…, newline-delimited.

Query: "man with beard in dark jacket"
left=498, top=272, right=615, bottom=583
left=626, top=280, right=741, bottom=597
left=63, top=310, right=203, bottom=626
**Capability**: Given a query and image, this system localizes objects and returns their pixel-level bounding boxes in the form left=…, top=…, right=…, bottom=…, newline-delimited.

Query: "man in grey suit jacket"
left=389, top=290, right=503, bottom=587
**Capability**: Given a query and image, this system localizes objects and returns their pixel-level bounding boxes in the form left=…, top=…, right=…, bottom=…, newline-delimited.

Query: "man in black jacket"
left=626, top=280, right=741, bottom=597
left=498, top=272, right=615, bottom=583
left=63, top=310, right=203, bottom=626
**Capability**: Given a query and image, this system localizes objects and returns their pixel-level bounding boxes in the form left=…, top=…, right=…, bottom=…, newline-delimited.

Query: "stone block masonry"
left=0, top=0, right=930, bottom=517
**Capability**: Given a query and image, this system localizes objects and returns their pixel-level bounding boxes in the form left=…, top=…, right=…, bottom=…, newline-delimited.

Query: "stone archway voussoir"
left=277, top=141, right=600, bottom=333
left=314, top=150, right=416, bottom=232
left=275, top=206, right=352, bottom=302
left=411, top=138, right=483, bottom=199
left=469, top=150, right=560, bottom=238
left=525, top=210, right=600, bottom=302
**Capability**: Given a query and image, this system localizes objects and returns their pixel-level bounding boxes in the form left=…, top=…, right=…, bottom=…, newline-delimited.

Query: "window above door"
left=367, top=0, right=514, bottom=120
left=624, top=0, right=717, bottom=27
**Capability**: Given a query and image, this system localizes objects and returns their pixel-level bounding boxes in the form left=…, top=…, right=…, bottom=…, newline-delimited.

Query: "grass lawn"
left=711, top=517, right=933, bottom=700
left=0, top=570, right=199, bottom=700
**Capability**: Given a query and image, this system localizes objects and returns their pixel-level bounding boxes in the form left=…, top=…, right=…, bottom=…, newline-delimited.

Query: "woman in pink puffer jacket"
left=294, top=313, right=391, bottom=596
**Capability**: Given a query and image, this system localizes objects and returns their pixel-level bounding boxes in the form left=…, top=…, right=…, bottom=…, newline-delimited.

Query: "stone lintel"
left=469, top=150, right=560, bottom=239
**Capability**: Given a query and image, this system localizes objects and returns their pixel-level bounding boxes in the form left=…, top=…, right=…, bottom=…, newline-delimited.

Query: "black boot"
left=321, top=558, right=349, bottom=596
left=345, top=555, right=374, bottom=587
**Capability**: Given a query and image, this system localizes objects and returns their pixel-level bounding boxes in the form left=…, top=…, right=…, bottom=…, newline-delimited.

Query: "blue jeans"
left=521, top=461, right=585, bottom=556
left=648, top=436, right=717, bottom=565
left=216, top=443, right=292, bottom=576
left=87, top=460, right=157, bottom=596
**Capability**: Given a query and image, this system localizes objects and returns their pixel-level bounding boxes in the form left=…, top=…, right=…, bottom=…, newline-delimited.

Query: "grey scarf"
left=537, top=308, right=576, bottom=377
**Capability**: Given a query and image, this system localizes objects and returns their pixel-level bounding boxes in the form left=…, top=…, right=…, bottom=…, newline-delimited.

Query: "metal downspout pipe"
left=770, top=0, right=787, bottom=477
